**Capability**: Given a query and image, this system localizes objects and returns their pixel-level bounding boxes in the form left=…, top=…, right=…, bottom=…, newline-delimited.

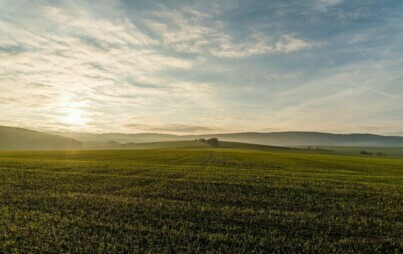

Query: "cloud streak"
left=144, top=8, right=318, bottom=57
left=0, top=0, right=402, bottom=134
left=124, top=123, right=219, bottom=133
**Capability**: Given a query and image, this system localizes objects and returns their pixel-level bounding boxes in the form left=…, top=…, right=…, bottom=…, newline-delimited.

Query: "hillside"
left=57, top=131, right=403, bottom=147
left=56, top=132, right=180, bottom=148
left=99, top=140, right=294, bottom=150
left=120, top=140, right=211, bottom=149
left=0, top=126, right=82, bottom=150
left=193, top=132, right=403, bottom=147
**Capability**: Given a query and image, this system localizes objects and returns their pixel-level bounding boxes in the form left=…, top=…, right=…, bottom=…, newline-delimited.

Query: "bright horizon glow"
left=62, top=109, right=86, bottom=127
left=55, top=94, right=90, bottom=130
left=0, top=0, right=402, bottom=135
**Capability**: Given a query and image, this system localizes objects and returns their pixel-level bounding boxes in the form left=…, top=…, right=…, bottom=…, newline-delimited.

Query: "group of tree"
left=197, top=138, right=219, bottom=147
left=360, top=150, right=386, bottom=156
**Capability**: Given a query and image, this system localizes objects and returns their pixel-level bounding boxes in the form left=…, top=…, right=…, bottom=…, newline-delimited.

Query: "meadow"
left=0, top=145, right=402, bottom=253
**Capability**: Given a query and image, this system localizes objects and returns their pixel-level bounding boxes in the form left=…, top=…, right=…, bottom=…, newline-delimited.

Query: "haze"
left=1, top=0, right=402, bottom=135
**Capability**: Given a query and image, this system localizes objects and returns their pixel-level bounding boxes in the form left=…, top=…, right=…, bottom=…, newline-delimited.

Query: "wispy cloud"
left=124, top=123, right=219, bottom=133
left=144, top=7, right=319, bottom=57
left=314, top=0, right=344, bottom=11
left=0, top=0, right=402, bottom=134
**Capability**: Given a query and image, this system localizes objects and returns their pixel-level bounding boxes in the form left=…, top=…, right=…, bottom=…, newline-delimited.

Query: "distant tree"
left=206, top=138, right=219, bottom=147
left=360, top=150, right=372, bottom=155
left=107, top=140, right=120, bottom=147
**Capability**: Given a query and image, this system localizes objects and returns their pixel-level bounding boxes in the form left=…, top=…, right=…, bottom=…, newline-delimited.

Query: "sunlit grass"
left=0, top=149, right=402, bottom=253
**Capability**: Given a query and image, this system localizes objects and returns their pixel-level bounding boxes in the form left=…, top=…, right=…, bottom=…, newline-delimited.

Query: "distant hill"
left=112, top=140, right=294, bottom=150
left=56, top=131, right=403, bottom=147
left=58, top=132, right=180, bottom=143
left=120, top=140, right=211, bottom=149
left=0, top=126, right=82, bottom=150
left=191, top=132, right=403, bottom=147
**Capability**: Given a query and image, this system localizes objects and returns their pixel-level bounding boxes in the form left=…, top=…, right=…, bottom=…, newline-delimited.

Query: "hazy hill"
left=192, top=132, right=403, bottom=147
left=0, top=126, right=82, bottom=150
left=96, top=140, right=293, bottom=151
left=57, top=132, right=180, bottom=148
left=56, top=131, right=403, bottom=147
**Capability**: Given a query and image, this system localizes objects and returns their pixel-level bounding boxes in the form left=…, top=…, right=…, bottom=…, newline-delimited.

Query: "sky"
left=1, top=0, right=403, bottom=135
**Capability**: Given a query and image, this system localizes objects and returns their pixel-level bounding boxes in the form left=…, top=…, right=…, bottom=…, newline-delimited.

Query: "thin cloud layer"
left=124, top=124, right=217, bottom=133
left=0, top=0, right=402, bottom=134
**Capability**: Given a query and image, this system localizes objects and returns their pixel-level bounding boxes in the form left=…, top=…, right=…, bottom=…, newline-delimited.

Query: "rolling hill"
left=57, top=131, right=403, bottom=147
left=3, top=126, right=403, bottom=149
left=105, top=140, right=295, bottom=151
left=192, top=132, right=403, bottom=147
left=0, top=126, right=82, bottom=150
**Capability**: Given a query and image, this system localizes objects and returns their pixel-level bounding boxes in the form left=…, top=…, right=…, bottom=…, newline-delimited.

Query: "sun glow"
left=64, top=108, right=86, bottom=126
left=57, top=94, right=90, bottom=128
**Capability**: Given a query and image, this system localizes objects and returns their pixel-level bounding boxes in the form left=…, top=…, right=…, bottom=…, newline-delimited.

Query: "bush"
left=206, top=138, right=219, bottom=147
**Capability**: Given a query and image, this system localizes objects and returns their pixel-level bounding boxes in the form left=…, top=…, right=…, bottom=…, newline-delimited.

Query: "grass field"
left=319, top=146, right=403, bottom=159
left=0, top=147, right=402, bottom=253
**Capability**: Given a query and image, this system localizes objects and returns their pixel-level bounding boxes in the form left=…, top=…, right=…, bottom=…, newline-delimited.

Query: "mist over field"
left=1, top=0, right=402, bottom=253
left=1, top=126, right=403, bottom=151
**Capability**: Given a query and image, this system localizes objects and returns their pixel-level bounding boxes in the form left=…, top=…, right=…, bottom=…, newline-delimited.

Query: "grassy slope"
left=122, top=140, right=211, bottom=149
left=0, top=126, right=82, bottom=150
left=118, top=140, right=295, bottom=151
left=0, top=148, right=402, bottom=253
left=60, top=131, right=403, bottom=147
left=315, top=146, right=403, bottom=159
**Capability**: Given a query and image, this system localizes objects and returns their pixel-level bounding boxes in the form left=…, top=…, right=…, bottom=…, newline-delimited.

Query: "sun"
left=57, top=94, right=90, bottom=127
left=63, top=108, right=87, bottom=126
left=60, top=108, right=88, bottom=127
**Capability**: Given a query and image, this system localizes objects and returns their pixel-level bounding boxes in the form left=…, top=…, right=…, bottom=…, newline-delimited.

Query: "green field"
left=319, top=146, right=403, bottom=159
left=0, top=146, right=402, bottom=253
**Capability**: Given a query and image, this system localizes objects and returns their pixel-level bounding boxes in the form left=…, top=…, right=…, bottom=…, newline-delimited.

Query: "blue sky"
left=1, top=0, right=402, bottom=134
